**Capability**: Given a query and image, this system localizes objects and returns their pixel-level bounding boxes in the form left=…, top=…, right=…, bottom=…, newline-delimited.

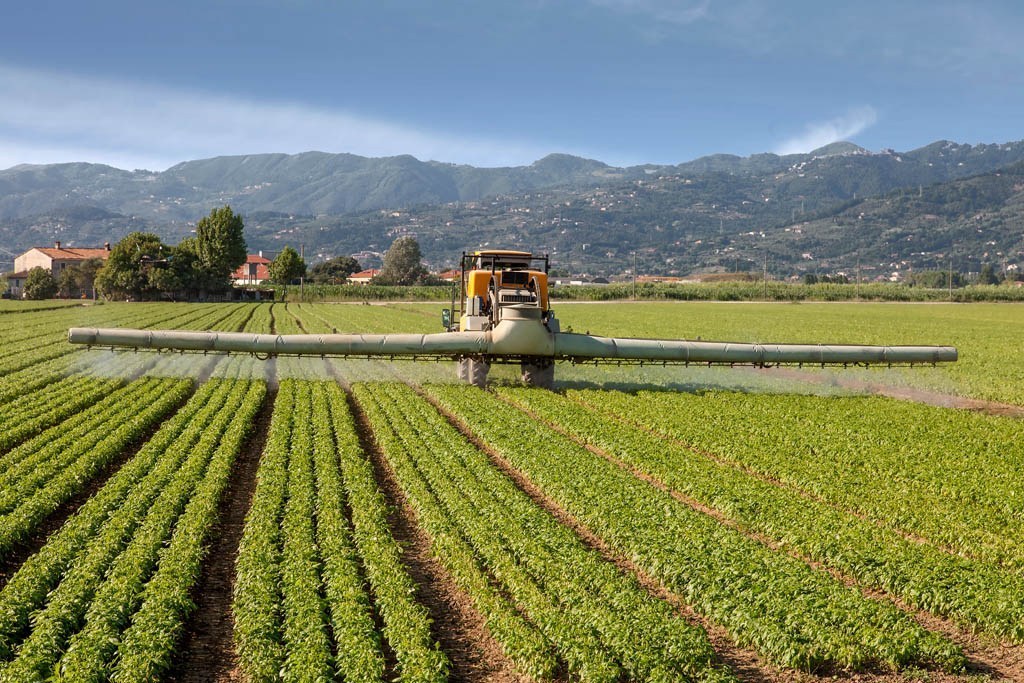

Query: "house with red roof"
left=232, top=254, right=272, bottom=286
left=14, top=241, right=112, bottom=277
left=347, top=268, right=380, bottom=285
left=9, top=241, right=112, bottom=298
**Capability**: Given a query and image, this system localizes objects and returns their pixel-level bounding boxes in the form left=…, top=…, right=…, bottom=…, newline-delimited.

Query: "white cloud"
left=586, top=0, right=710, bottom=25
left=774, top=106, right=878, bottom=155
left=0, top=64, right=561, bottom=171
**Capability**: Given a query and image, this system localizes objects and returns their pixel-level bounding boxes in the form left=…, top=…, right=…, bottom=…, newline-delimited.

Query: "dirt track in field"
left=168, top=386, right=274, bottom=683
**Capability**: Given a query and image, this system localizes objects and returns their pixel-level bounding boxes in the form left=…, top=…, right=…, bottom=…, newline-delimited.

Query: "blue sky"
left=0, top=0, right=1021, bottom=171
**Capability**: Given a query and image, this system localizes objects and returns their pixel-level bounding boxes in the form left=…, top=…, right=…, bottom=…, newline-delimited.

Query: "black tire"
left=521, top=361, right=554, bottom=389
left=470, top=358, right=490, bottom=388
left=456, top=357, right=471, bottom=383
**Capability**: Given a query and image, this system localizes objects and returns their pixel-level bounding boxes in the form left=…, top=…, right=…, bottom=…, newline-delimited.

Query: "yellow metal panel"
left=465, top=271, right=492, bottom=300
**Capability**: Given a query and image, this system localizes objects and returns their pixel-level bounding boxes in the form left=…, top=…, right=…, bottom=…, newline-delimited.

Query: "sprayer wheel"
left=521, top=361, right=554, bottom=389
left=470, top=358, right=490, bottom=388
left=457, top=358, right=471, bottom=382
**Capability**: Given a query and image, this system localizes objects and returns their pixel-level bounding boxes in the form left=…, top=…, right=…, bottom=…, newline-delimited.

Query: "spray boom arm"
left=69, top=310, right=956, bottom=367
left=67, top=250, right=957, bottom=388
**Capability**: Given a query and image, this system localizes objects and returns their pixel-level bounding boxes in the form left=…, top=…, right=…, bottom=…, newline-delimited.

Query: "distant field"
left=0, top=300, right=1020, bottom=682
left=339, top=299, right=1024, bottom=406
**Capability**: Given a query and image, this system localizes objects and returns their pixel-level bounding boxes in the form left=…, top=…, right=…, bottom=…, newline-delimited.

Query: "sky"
left=0, top=0, right=1022, bottom=171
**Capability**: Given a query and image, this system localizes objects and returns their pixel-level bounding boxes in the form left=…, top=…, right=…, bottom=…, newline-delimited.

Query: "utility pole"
left=763, top=252, right=768, bottom=300
left=856, top=256, right=861, bottom=300
left=632, top=251, right=637, bottom=300
left=948, top=256, right=953, bottom=301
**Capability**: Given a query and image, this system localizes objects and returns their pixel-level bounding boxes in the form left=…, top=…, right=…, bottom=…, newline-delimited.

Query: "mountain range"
left=2, top=139, right=1023, bottom=278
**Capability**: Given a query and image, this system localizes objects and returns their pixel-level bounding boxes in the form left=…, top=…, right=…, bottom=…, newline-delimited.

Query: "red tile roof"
left=349, top=269, right=380, bottom=280
left=36, top=247, right=111, bottom=260
left=232, top=255, right=272, bottom=281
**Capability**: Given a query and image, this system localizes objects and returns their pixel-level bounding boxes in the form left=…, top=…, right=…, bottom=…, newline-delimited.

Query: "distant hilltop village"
left=1, top=139, right=1023, bottom=280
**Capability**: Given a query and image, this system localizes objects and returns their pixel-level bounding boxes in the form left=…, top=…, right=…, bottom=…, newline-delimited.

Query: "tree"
left=374, top=236, right=429, bottom=285
left=57, top=268, right=79, bottom=298
left=268, top=246, right=307, bottom=284
left=75, top=258, right=105, bottom=297
left=905, top=269, right=966, bottom=288
left=23, top=267, right=58, bottom=300
left=309, top=255, right=361, bottom=284
left=172, top=238, right=221, bottom=295
left=193, top=206, right=247, bottom=292
left=977, top=263, right=1001, bottom=285
left=95, top=232, right=169, bottom=300
left=56, top=257, right=105, bottom=298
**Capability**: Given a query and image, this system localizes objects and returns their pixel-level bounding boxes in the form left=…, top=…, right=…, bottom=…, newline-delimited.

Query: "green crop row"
left=0, top=379, right=237, bottom=661
left=233, top=377, right=291, bottom=682
left=0, top=357, right=79, bottom=407
left=0, top=376, right=122, bottom=452
left=586, top=389, right=1024, bottom=568
left=0, top=378, right=193, bottom=558
left=0, top=374, right=259, bottom=679
left=244, top=302, right=274, bottom=334
left=0, top=301, right=83, bottom=314
left=0, top=302, right=245, bottom=401
left=108, top=378, right=265, bottom=682
left=356, top=381, right=733, bottom=683
left=354, top=382, right=560, bottom=681
left=425, top=383, right=965, bottom=674
left=280, top=382, right=334, bottom=681
left=309, top=384, right=385, bottom=683
left=234, top=379, right=445, bottom=682
left=0, top=304, right=166, bottom=401
left=321, top=381, right=448, bottom=683
left=552, top=301, right=1024, bottom=407
left=501, top=386, right=1024, bottom=642
left=51, top=378, right=262, bottom=682
left=0, top=377, right=165, bottom=478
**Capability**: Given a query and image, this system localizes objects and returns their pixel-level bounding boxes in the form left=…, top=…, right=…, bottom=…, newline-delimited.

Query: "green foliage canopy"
left=193, top=205, right=247, bottom=291
left=268, top=246, right=307, bottom=284
left=977, top=263, right=1001, bottom=285
left=904, top=270, right=967, bottom=288
left=309, top=255, right=361, bottom=284
left=24, top=267, right=58, bottom=300
left=95, top=232, right=169, bottom=300
left=374, top=236, right=429, bottom=286
left=56, top=258, right=105, bottom=298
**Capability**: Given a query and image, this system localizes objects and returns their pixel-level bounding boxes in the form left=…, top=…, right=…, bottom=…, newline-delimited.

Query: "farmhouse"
left=14, top=241, right=112, bottom=276
left=232, top=254, right=272, bottom=286
left=7, top=241, right=112, bottom=298
left=436, top=269, right=461, bottom=282
left=347, top=268, right=380, bottom=285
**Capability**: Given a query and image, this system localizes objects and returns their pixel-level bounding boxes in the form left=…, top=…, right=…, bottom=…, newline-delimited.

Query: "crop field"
left=0, top=300, right=1022, bottom=682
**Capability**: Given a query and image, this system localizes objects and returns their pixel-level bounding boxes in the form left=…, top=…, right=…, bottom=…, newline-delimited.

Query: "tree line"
left=17, top=209, right=435, bottom=300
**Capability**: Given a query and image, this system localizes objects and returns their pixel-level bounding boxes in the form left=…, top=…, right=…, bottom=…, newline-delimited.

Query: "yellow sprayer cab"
left=444, top=250, right=552, bottom=332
